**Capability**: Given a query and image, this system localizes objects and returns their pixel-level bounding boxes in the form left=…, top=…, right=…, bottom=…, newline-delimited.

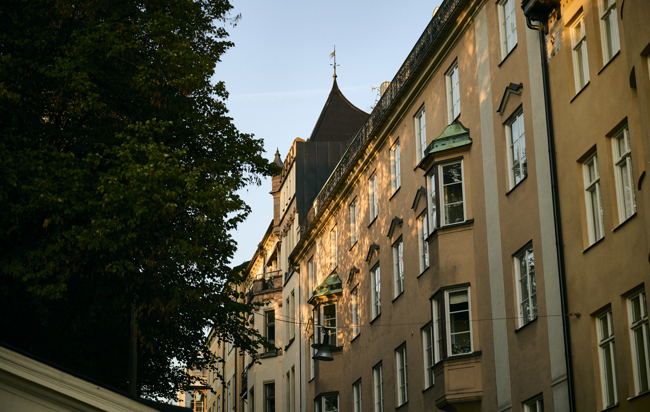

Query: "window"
left=432, top=288, right=472, bottom=357
left=285, top=372, right=290, bottom=412
left=373, top=363, right=384, bottom=412
left=583, top=153, right=604, bottom=245
left=418, top=215, right=429, bottom=273
left=285, top=297, right=291, bottom=343
left=189, top=390, right=206, bottom=412
left=597, top=310, right=618, bottom=408
left=439, top=161, right=465, bottom=225
left=264, top=382, right=275, bottom=412
left=321, top=394, right=338, bottom=412
left=390, top=141, right=401, bottom=193
left=599, top=0, right=619, bottom=63
left=265, top=310, right=275, bottom=352
left=353, top=380, right=363, bottom=412
left=321, top=303, right=337, bottom=347
left=249, top=389, right=253, bottom=412
left=309, top=337, right=315, bottom=379
left=330, top=227, right=337, bottom=270
left=415, top=107, right=427, bottom=163
left=612, top=126, right=636, bottom=222
left=422, top=324, right=434, bottom=388
left=571, top=15, right=589, bottom=92
left=428, top=174, right=437, bottom=232
left=395, top=345, right=408, bottom=406
left=351, top=287, right=360, bottom=338
left=290, top=367, right=295, bottom=412
left=446, top=62, right=460, bottom=122
left=350, top=201, right=359, bottom=246
left=506, top=110, right=527, bottom=189
left=514, top=243, right=537, bottom=327
left=524, top=395, right=544, bottom=412
left=308, top=258, right=315, bottom=298
left=393, top=239, right=404, bottom=298
left=290, top=291, right=296, bottom=340
left=498, top=0, right=517, bottom=58
left=371, top=265, right=381, bottom=319
left=628, top=289, right=650, bottom=394
left=227, top=381, right=231, bottom=412
left=217, top=395, right=221, bottom=412
left=369, top=174, right=378, bottom=222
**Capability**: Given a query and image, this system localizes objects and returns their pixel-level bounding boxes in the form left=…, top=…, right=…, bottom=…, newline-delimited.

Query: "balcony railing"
left=299, top=0, right=463, bottom=238
left=246, top=270, right=283, bottom=304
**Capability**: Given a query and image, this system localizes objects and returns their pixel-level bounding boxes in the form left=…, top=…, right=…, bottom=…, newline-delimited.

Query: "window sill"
left=422, top=383, right=435, bottom=394
left=598, top=403, right=619, bottom=412
left=260, top=352, right=277, bottom=359
left=417, top=266, right=430, bottom=279
left=396, top=400, right=409, bottom=410
left=505, top=175, right=528, bottom=196
left=349, top=240, right=358, bottom=251
left=570, top=81, right=590, bottom=103
left=351, top=333, right=361, bottom=343
left=392, top=291, right=404, bottom=303
left=433, top=351, right=482, bottom=368
left=514, top=315, right=538, bottom=333
left=612, top=212, right=637, bottom=232
left=498, top=43, right=518, bottom=67
left=370, top=313, right=381, bottom=324
left=597, top=51, right=620, bottom=75
left=390, top=186, right=401, bottom=201
left=427, top=218, right=474, bottom=240
left=582, top=236, right=604, bottom=253
left=627, top=389, right=650, bottom=402
left=368, top=216, right=378, bottom=229
left=284, top=337, right=295, bottom=351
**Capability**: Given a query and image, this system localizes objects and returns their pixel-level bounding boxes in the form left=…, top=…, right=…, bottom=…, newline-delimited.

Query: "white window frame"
left=369, top=174, right=378, bottom=222
left=395, top=344, right=408, bottom=406
left=523, top=395, right=544, bottom=412
left=263, top=382, right=275, bottom=412
left=598, top=0, right=619, bottom=63
left=290, top=367, right=295, bottom=412
left=506, top=110, right=527, bottom=190
left=350, top=200, right=359, bottom=246
left=439, top=160, right=466, bottom=226
left=320, top=303, right=337, bottom=347
left=265, top=310, right=275, bottom=352
left=428, top=173, right=438, bottom=233
left=514, top=243, right=537, bottom=328
left=432, top=287, right=473, bottom=357
left=628, top=289, right=650, bottom=395
left=392, top=238, right=404, bottom=298
left=432, top=297, right=444, bottom=363
left=330, top=226, right=337, bottom=270
left=612, top=126, right=636, bottom=223
left=371, top=264, right=381, bottom=319
left=597, top=309, right=618, bottom=408
left=285, top=372, right=290, bottom=412
left=351, top=286, right=360, bottom=338
left=373, top=363, right=384, bottom=412
left=308, top=257, right=315, bottom=298
left=320, top=394, right=338, bottom=412
left=390, top=141, right=401, bottom=194
left=353, top=379, right=363, bottom=412
left=418, top=214, right=429, bottom=274
left=571, top=15, right=589, bottom=92
left=583, top=153, right=604, bottom=245
left=446, top=62, right=460, bottom=123
left=498, top=0, right=518, bottom=59
left=290, top=291, right=295, bottom=340
left=309, top=336, right=315, bottom=379
left=415, top=107, right=426, bottom=163
left=422, top=323, right=434, bottom=389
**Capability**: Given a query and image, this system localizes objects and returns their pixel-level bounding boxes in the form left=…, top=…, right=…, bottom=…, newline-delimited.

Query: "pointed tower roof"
left=273, top=148, right=283, bottom=166
left=308, top=79, right=369, bottom=144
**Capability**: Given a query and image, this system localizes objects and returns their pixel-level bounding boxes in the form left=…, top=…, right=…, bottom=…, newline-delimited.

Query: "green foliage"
left=0, top=0, right=275, bottom=399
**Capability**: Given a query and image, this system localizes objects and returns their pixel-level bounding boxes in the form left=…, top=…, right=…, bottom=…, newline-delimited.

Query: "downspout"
left=526, top=15, right=575, bottom=412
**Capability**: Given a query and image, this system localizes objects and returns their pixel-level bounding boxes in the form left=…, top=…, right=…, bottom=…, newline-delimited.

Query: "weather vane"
left=330, top=46, right=339, bottom=79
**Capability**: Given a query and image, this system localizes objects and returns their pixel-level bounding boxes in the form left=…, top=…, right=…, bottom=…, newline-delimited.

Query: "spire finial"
left=329, top=46, right=339, bottom=79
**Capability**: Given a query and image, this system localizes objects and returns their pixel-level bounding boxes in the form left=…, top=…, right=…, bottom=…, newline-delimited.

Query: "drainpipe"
left=526, top=15, right=575, bottom=412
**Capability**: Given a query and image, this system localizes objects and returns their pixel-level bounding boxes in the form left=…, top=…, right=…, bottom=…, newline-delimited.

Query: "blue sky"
left=219, top=0, right=443, bottom=267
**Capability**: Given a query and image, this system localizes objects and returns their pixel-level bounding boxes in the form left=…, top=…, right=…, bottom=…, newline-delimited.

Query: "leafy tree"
left=0, top=0, right=275, bottom=399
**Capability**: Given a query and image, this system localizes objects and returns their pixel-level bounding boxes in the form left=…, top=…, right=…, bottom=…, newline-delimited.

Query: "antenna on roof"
left=329, top=46, right=339, bottom=79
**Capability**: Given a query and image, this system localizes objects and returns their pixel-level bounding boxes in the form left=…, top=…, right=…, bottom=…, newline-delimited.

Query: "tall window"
left=309, top=337, right=315, bottom=379
left=429, top=174, right=437, bottom=231
left=285, top=372, right=290, bottom=412
left=321, top=303, right=337, bottom=347
left=498, top=0, right=517, bottom=58
left=506, top=111, right=527, bottom=189
left=308, top=258, right=315, bottom=298
left=440, top=161, right=465, bottom=225
left=583, top=153, right=604, bottom=245
left=227, top=381, right=231, bottom=412
left=290, top=367, right=295, bottom=412
left=290, top=291, right=296, bottom=340
left=433, top=298, right=444, bottom=363
left=597, top=310, right=618, bottom=408
left=265, top=310, right=275, bottom=352
left=628, top=289, right=650, bottom=394
left=514, top=244, right=536, bottom=327
left=599, top=0, right=619, bottom=62
left=612, top=126, right=636, bottom=222
left=393, top=239, right=404, bottom=298
left=523, top=395, right=544, bottom=412
left=432, top=288, right=472, bottom=357
left=330, top=227, right=337, bottom=270
left=264, top=382, right=275, bottom=412
left=418, top=215, right=429, bottom=274
left=320, top=395, right=338, bottom=412
left=371, top=265, right=381, bottom=319
left=353, top=380, right=363, bottom=412
left=352, top=287, right=360, bottom=338
left=415, top=107, right=426, bottom=163
left=422, top=324, right=435, bottom=389
left=217, top=395, right=221, bottom=412
left=395, top=345, right=408, bottom=406
left=446, top=62, right=460, bottom=122
left=350, top=201, right=359, bottom=246
left=571, top=15, right=589, bottom=92
left=390, top=141, right=401, bottom=193
left=373, top=363, right=384, bottom=412
left=369, top=174, right=378, bottom=222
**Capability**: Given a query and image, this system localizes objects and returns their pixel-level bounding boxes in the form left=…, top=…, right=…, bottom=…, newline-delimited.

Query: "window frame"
left=583, top=153, right=605, bottom=245
left=418, top=214, right=429, bottom=274
left=422, top=323, right=435, bottom=389
left=498, top=0, right=518, bottom=59
left=353, top=379, right=363, bottom=412
left=427, top=172, right=438, bottom=233
left=432, top=287, right=473, bottom=358
left=523, top=394, right=544, bottom=412
left=414, top=106, right=426, bottom=164
left=505, top=109, right=527, bottom=190
left=571, top=14, right=590, bottom=92
left=596, top=309, right=619, bottom=408
left=320, top=302, right=338, bottom=347
left=330, top=226, right=338, bottom=270
left=628, top=289, right=650, bottom=395
left=395, top=344, right=409, bottom=406
left=263, top=382, right=275, bottom=412
left=390, top=140, right=401, bottom=194
left=371, top=264, right=381, bottom=320
left=446, top=62, right=460, bottom=123
left=350, top=200, right=359, bottom=247
left=438, top=160, right=466, bottom=227
left=611, top=126, right=636, bottom=223
left=392, top=238, right=404, bottom=298
left=351, top=286, right=360, bottom=338
left=514, top=243, right=537, bottom=328
left=373, top=363, right=384, bottom=412
left=265, top=310, right=276, bottom=353
left=369, top=174, right=378, bottom=222
left=308, top=258, right=315, bottom=298
left=598, top=0, right=619, bottom=63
